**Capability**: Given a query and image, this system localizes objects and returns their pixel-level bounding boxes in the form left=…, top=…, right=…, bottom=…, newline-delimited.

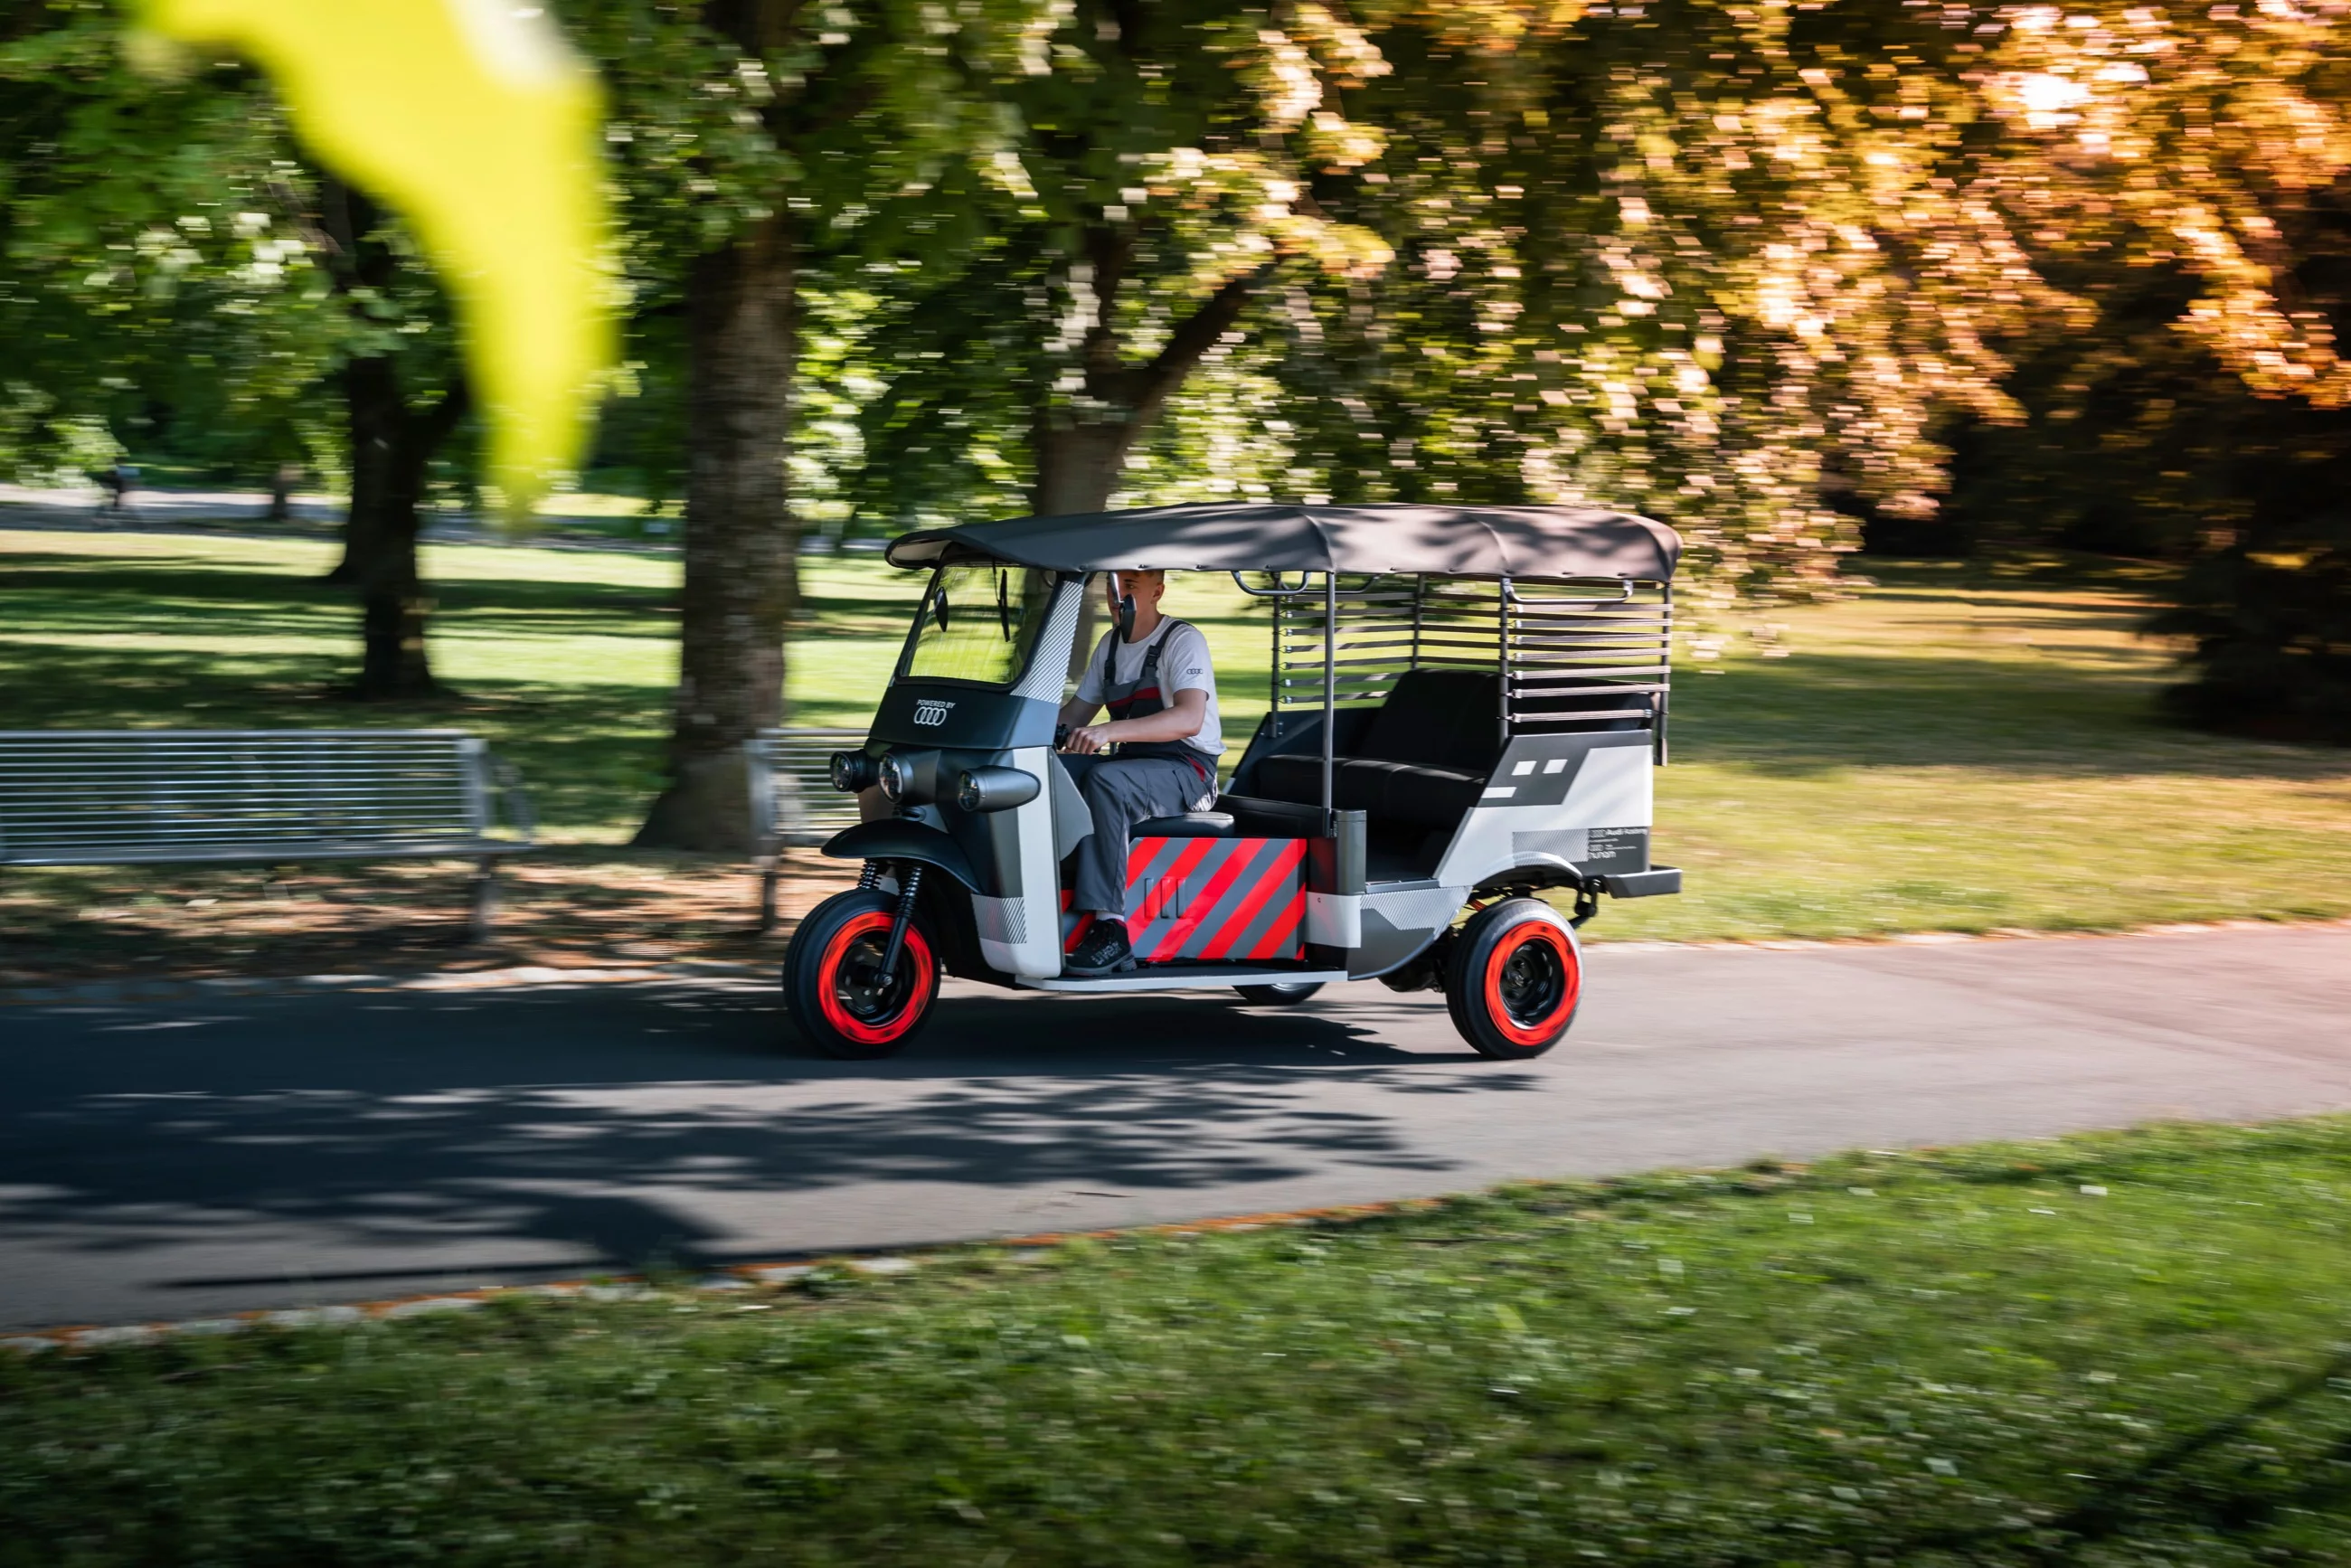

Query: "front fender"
left=820, top=819, right=981, bottom=892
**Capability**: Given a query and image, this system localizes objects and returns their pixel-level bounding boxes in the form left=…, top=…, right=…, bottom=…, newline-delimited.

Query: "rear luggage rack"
left=1270, top=574, right=1672, bottom=763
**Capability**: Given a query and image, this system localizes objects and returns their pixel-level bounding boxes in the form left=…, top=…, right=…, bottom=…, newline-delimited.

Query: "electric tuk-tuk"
left=782, top=502, right=1682, bottom=1060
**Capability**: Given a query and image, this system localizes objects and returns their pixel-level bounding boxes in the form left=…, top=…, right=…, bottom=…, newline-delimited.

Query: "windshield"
left=900, top=564, right=1059, bottom=688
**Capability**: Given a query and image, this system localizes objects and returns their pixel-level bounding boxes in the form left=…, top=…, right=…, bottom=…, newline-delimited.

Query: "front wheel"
left=1233, top=981, right=1325, bottom=1006
left=1444, top=898, right=1581, bottom=1060
left=783, top=889, right=941, bottom=1059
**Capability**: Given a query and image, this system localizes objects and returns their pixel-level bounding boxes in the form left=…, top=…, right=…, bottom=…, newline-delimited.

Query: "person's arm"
left=1066, top=688, right=1206, bottom=752
left=1057, top=696, right=1101, bottom=732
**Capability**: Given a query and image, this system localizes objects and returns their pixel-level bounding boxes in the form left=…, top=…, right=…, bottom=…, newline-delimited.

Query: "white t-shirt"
left=1076, top=618, right=1223, bottom=760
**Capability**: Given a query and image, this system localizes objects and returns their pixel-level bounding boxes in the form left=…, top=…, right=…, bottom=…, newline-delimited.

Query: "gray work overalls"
left=1066, top=620, right=1215, bottom=918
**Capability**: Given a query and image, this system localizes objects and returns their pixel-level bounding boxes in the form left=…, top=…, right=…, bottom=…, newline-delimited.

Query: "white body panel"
left=1305, top=891, right=1361, bottom=949
left=977, top=744, right=1066, bottom=978
left=1433, top=731, right=1654, bottom=889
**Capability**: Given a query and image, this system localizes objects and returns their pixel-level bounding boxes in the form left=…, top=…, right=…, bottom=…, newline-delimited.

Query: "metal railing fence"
left=0, top=730, right=533, bottom=865
left=746, top=727, right=868, bottom=930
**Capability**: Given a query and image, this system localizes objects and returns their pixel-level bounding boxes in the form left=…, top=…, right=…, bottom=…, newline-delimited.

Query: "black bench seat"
left=1252, top=668, right=1502, bottom=829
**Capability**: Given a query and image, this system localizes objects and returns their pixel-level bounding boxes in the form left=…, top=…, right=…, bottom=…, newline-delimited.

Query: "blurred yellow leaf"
left=138, top=0, right=614, bottom=515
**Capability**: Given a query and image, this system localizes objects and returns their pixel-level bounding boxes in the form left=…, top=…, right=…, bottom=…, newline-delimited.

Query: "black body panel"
left=819, top=819, right=981, bottom=891
left=1600, top=866, right=1682, bottom=898
left=869, top=681, right=1057, bottom=751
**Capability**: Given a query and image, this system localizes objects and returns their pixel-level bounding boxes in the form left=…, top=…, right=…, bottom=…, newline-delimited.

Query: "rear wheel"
left=784, top=889, right=941, bottom=1059
left=1444, top=898, right=1581, bottom=1060
left=1233, top=981, right=1325, bottom=1006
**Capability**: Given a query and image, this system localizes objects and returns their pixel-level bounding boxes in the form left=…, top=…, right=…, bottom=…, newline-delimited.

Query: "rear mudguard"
left=820, top=819, right=981, bottom=892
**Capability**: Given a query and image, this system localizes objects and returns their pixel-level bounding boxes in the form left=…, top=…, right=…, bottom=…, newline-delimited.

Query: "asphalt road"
left=5, top=923, right=2349, bottom=1331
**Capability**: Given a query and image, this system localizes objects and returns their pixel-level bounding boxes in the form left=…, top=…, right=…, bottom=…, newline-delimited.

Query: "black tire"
left=783, top=889, right=943, bottom=1059
left=1232, top=981, right=1326, bottom=1006
left=1443, top=897, right=1582, bottom=1060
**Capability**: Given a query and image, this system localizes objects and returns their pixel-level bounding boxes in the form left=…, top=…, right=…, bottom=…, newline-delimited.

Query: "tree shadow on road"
left=0, top=982, right=1539, bottom=1300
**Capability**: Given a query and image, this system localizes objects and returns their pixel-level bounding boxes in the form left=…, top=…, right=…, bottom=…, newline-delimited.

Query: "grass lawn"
left=2, top=529, right=2347, bottom=949
left=6, top=1117, right=2351, bottom=1564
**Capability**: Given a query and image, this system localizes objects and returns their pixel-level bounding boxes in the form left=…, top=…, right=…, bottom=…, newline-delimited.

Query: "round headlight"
left=953, top=766, right=1042, bottom=815
left=877, top=752, right=906, bottom=801
left=827, top=750, right=875, bottom=793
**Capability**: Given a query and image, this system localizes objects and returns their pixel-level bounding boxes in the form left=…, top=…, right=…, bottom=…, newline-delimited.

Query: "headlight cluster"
left=827, top=751, right=877, bottom=793
left=878, top=753, right=909, bottom=802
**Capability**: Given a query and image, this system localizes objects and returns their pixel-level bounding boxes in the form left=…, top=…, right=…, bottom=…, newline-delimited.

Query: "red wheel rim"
left=1482, top=921, right=1579, bottom=1046
left=816, top=911, right=935, bottom=1045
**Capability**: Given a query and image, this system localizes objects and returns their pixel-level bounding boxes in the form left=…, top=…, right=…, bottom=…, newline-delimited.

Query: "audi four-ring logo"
left=912, top=699, right=955, bottom=727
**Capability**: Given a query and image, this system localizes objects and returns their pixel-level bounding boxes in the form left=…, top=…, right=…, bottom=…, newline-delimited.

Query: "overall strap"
left=1103, top=619, right=1190, bottom=706
left=1135, top=619, right=1190, bottom=689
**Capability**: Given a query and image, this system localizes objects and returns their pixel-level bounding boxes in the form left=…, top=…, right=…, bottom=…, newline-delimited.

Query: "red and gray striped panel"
left=1060, top=836, right=1308, bottom=962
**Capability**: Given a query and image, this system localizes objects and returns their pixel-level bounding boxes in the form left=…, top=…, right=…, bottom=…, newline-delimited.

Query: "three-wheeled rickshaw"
left=782, top=502, right=1682, bottom=1060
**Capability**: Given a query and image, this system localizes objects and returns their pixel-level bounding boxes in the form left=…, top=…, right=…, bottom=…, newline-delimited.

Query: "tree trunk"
left=633, top=220, right=798, bottom=852
left=1036, top=251, right=1270, bottom=683
left=339, top=356, right=465, bottom=701
left=1031, top=420, right=1138, bottom=518
left=1034, top=419, right=1138, bottom=685
left=267, top=464, right=297, bottom=524
left=320, top=413, right=379, bottom=586
left=318, top=177, right=373, bottom=587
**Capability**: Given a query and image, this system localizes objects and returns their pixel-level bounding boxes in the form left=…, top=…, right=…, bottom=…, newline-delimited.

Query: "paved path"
left=5, top=925, right=2348, bottom=1330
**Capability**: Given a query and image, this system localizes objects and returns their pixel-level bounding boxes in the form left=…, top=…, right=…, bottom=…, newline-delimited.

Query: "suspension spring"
left=877, top=863, right=924, bottom=983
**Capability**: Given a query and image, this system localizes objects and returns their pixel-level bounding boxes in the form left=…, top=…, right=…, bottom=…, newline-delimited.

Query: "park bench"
left=745, top=726, right=866, bottom=929
left=0, top=730, right=534, bottom=940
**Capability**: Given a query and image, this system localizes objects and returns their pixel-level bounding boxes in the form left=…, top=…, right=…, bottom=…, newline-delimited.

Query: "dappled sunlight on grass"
left=1605, top=560, right=2351, bottom=940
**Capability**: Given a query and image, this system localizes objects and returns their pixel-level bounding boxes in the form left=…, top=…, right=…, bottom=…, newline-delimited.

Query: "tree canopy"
left=5, top=0, right=2349, bottom=741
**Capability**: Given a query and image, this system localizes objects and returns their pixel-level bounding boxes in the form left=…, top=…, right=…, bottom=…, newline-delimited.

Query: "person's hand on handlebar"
left=1061, top=723, right=1114, bottom=755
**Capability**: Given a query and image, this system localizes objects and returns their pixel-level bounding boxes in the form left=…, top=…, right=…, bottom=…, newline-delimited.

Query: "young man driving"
left=1057, top=568, right=1223, bottom=975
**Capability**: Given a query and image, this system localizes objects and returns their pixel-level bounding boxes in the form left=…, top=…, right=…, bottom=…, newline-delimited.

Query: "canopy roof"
left=883, top=502, right=1680, bottom=582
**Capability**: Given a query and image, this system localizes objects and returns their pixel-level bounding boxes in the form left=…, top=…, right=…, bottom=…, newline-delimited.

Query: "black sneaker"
left=1066, top=920, right=1136, bottom=976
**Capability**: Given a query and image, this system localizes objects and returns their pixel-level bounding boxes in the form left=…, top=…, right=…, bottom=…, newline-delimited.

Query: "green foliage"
left=556, top=0, right=1057, bottom=529
left=847, top=0, right=1395, bottom=521
left=2155, top=527, right=2351, bottom=742
left=0, top=1, right=343, bottom=483
left=9, top=0, right=2351, bottom=714
left=1260, top=1, right=2073, bottom=606
left=1937, top=269, right=2351, bottom=741
left=9, top=1116, right=2351, bottom=1563
left=1934, top=3, right=2351, bottom=739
